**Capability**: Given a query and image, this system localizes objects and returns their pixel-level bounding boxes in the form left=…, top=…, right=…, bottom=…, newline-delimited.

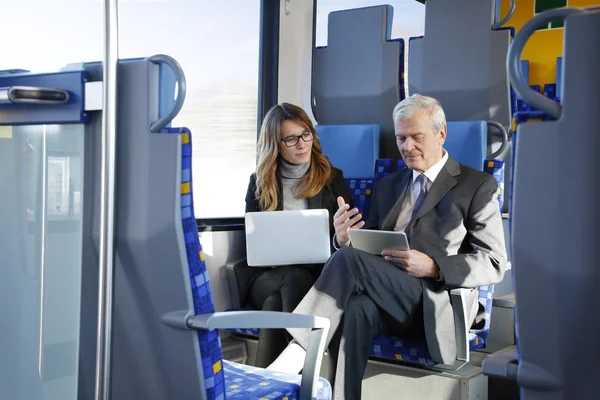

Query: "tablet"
left=347, top=228, right=410, bottom=255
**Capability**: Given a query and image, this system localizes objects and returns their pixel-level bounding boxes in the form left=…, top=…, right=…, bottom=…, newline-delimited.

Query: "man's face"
left=395, top=109, right=446, bottom=173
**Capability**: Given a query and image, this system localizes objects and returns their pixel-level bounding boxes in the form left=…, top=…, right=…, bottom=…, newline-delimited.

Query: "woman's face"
left=278, top=120, right=313, bottom=164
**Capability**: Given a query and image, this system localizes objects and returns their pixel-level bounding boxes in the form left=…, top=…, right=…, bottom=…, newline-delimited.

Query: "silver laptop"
left=245, top=209, right=331, bottom=266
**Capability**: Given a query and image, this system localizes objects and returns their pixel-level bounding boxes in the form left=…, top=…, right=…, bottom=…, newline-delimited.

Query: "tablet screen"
left=348, top=228, right=410, bottom=255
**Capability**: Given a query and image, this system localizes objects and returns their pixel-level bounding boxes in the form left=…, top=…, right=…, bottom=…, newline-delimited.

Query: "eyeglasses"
left=281, top=130, right=314, bottom=147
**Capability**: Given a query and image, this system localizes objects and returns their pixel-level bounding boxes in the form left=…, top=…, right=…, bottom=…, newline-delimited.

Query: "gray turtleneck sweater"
left=280, top=158, right=310, bottom=210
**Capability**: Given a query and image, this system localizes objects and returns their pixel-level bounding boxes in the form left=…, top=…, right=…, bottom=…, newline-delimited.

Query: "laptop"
left=245, top=209, right=331, bottom=267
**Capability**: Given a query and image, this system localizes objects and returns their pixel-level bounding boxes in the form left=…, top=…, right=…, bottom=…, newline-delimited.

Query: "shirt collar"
left=412, top=150, right=449, bottom=184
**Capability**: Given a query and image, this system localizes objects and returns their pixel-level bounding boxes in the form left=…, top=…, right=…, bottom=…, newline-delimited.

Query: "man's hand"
left=333, top=196, right=365, bottom=247
left=381, top=249, right=440, bottom=279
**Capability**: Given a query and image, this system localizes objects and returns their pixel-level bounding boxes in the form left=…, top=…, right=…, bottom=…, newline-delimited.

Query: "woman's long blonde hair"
left=255, top=103, right=332, bottom=211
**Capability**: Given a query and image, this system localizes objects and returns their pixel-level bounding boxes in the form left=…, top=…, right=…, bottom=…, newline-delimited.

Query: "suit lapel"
left=381, top=169, right=412, bottom=230
left=410, top=156, right=460, bottom=224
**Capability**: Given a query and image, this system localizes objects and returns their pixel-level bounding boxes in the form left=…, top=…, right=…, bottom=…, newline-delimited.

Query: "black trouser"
left=246, top=265, right=317, bottom=368
left=286, top=247, right=424, bottom=400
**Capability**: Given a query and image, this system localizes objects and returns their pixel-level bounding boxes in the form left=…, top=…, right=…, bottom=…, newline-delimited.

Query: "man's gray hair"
left=392, top=94, right=446, bottom=133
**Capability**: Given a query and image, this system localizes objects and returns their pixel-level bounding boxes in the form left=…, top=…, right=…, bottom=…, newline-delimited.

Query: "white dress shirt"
left=393, top=150, right=449, bottom=232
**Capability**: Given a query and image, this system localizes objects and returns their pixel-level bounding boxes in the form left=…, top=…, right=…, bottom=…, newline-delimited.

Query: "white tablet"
left=347, top=228, right=410, bottom=255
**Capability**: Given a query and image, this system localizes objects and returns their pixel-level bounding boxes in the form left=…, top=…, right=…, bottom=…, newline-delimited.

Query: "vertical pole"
left=95, top=0, right=119, bottom=399
left=37, top=126, right=48, bottom=378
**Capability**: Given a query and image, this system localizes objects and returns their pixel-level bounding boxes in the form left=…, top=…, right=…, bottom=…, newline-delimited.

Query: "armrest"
left=225, top=257, right=265, bottom=310
left=161, top=310, right=330, bottom=400
left=225, top=258, right=248, bottom=308
left=186, top=311, right=329, bottom=330
left=449, top=288, right=476, bottom=362
left=225, top=257, right=248, bottom=272
left=482, top=349, right=518, bottom=381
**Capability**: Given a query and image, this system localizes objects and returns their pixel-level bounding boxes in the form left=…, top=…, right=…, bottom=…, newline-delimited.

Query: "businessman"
left=268, top=94, right=508, bottom=400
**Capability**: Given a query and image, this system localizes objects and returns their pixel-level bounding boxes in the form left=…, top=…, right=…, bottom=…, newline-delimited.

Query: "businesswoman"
left=243, top=103, right=354, bottom=367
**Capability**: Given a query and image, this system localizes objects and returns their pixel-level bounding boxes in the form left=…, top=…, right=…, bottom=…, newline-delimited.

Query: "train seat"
left=173, top=127, right=332, bottom=400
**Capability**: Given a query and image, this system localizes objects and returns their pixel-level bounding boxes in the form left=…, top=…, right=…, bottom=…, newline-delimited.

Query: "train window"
left=119, top=1, right=261, bottom=219
left=1, top=1, right=260, bottom=220
left=0, top=1, right=103, bottom=72
left=315, top=1, right=426, bottom=96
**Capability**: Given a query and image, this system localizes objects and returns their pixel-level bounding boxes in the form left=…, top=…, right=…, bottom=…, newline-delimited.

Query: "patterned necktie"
left=410, top=174, right=428, bottom=221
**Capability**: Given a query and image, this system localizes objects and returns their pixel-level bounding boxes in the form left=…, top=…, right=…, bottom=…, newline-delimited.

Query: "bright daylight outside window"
left=315, top=0, right=425, bottom=96
left=1, top=0, right=260, bottom=220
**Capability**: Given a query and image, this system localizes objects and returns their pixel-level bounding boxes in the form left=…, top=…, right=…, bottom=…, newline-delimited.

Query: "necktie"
left=410, top=174, right=428, bottom=221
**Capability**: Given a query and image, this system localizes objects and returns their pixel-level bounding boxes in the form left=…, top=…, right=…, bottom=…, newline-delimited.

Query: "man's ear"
left=438, top=124, right=447, bottom=145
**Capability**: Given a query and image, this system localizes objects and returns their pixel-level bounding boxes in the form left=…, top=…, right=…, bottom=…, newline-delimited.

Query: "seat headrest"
left=316, top=124, right=380, bottom=179
left=312, top=5, right=404, bottom=159
left=445, top=121, right=487, bottom=171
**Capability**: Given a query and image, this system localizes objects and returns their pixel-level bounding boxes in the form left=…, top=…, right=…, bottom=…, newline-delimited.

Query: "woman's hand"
left=333, top=196, right=364, bottom=247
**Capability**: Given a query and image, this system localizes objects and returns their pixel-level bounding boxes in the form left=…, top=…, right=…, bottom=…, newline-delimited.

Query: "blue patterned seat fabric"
left=223, top=360, right=331, bottom=400
left=224, top=312, right=260, bottom=337
left=169, top=126, right=331, bottom=400
left=346, top=179, right=374, bottom=220
left=370, top=285, right=495, bottom=365
left=374, top=158, right=407, bottom=181
left=483, top=159, right=505, bottom=210
left=374, top=158, right=394, bottom=180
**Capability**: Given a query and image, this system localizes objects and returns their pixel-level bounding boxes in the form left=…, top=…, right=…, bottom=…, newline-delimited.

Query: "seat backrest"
left=556, top=56, right=563, bottom=102
left=511, top=60, right=531, bottom=115
left=473, top=284, right=495, bottom=343
left=317, top=123, right=380, bottom=220
left=176, top=127, right=226, bottom=400
left=510, top=10, right=600, bottom=397
left=374, top=158, right=395, bottom=180
left=483, top=159, right=505, bottom=211
left=445, top=121, right=487, bottom=171
left=312, top=5, right=404, bottom=159
left=410, top=0, right=511, bottom=126
left=77, top=60, right=218, bottom=400
left=346, top=179, right=374, bottom=220
left=316, top=124, right=379, bottom=179
left=407, top=36, right=423, bottom=96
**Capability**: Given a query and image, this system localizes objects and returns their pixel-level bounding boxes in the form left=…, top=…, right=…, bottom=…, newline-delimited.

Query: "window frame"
left=196, top=0, right=281, bottom=232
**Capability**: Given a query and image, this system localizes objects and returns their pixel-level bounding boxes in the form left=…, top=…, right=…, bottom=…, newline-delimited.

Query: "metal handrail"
left=147, top=54, right=187, bottom=133
left=492, top=0, right=516, bottom=30
left=95, top=0, right=119, bottom=399
left=507, top=7, right=581, bottom=119
left=487, top=120, right=509, bottom=158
